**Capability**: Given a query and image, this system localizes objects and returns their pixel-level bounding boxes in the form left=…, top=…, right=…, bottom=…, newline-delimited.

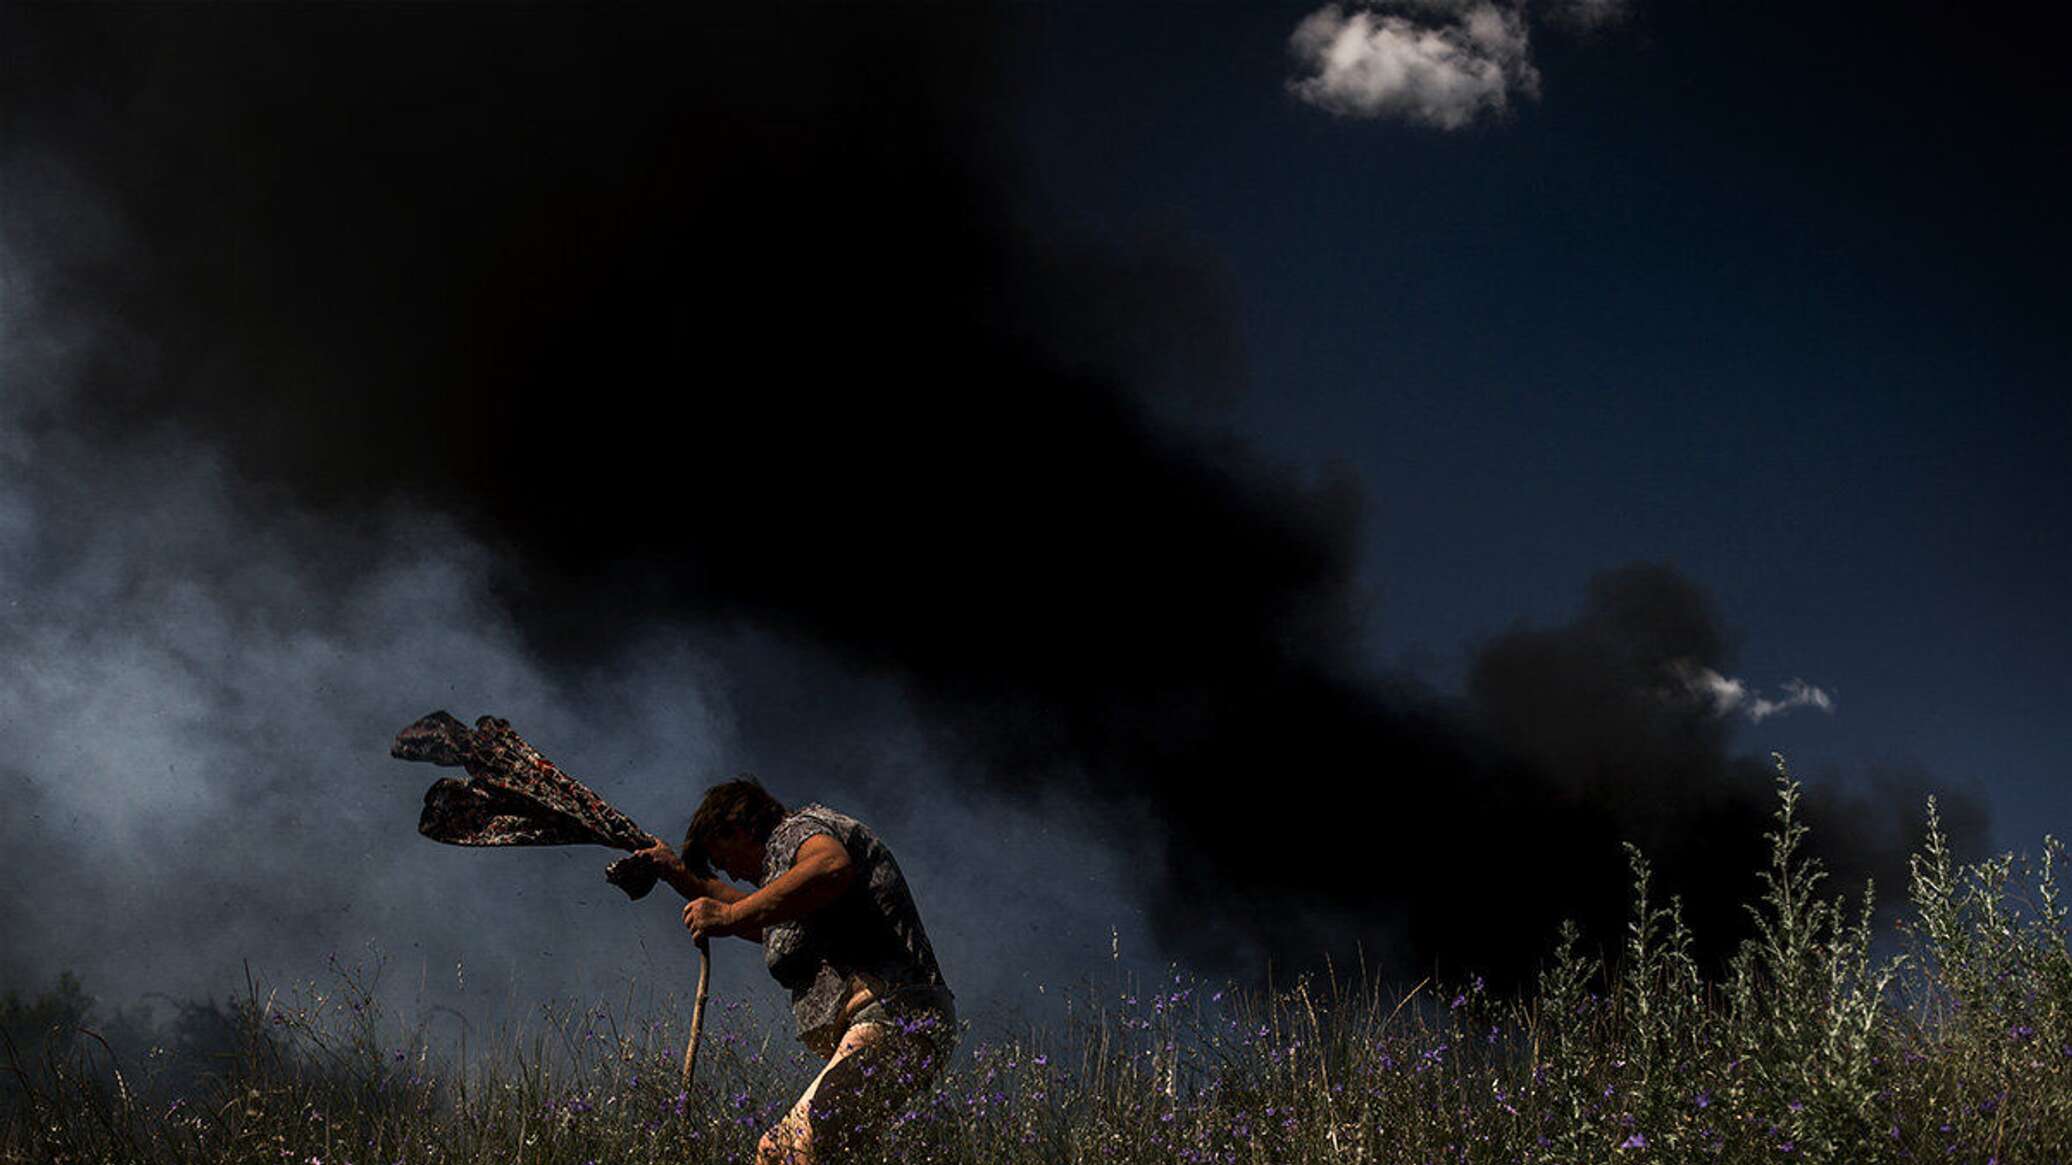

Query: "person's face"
left=709, top=829, right=763, bottom=884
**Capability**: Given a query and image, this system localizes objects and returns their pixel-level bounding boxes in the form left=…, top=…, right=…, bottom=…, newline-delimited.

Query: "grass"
left=6, top=756, right=2070, bottom=1163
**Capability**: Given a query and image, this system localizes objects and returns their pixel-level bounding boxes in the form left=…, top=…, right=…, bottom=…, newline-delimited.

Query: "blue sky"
left=1000, top=1, right=2070, bottom=855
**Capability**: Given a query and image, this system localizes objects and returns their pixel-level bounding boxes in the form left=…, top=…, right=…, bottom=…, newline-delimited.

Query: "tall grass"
left=7, top=757, right=2070, bottom=1163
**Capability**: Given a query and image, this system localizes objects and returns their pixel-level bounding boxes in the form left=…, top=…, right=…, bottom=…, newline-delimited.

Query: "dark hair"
left=681, top=776, right=787, bottom=878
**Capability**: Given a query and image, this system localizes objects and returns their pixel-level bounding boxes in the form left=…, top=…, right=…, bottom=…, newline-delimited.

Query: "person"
left=635, top=778, right=957, bottom=1165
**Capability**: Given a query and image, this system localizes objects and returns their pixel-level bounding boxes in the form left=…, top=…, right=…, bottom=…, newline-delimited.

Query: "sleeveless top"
left=759, top=803, right=952, bottom=1047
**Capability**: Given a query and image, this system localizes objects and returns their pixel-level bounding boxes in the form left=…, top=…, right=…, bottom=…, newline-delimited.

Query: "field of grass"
left=7, top=758, right=2071, bottom=1164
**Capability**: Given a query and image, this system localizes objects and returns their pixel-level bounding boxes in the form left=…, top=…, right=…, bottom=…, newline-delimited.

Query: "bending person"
left=636, top=779, right=957, bottom=1164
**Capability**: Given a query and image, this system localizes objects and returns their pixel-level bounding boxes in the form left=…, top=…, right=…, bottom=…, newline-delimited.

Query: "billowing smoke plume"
left=2, top=0, right=1985, bottom=1026
left=0, top=4, right=1165, bottom=1029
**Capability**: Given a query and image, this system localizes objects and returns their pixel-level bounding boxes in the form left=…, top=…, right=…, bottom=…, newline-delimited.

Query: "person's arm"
left=686, top=833, right=854, bottom=943
left=632, top=840, right=751, bottom=905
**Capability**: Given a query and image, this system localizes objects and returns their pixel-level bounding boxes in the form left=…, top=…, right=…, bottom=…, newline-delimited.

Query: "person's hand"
left=632, top=839, right=681, bottom=875
left=683, top=897, right=735, bottom=942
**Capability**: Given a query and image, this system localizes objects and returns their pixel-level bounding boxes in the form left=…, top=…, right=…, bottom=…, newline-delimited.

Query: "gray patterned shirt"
left=760, top=803, right=952, bottom=1047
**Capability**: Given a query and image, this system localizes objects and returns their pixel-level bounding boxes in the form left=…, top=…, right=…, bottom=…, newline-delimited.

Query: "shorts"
left=848, top=983, right=959, bottom=1064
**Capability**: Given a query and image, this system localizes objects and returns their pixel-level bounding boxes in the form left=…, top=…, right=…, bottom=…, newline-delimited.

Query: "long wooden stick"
left=681, top=939, right=711, bottom=1087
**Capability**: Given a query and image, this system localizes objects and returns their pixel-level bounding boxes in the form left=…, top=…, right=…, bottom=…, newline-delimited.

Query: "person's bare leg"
left=756, top=1024, right=877, bottom=1165
left=758, top=1020, right=928, bottom=1165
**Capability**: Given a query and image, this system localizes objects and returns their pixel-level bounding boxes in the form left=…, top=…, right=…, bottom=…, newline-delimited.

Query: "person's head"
left=682, top=776, right=787, bottom=883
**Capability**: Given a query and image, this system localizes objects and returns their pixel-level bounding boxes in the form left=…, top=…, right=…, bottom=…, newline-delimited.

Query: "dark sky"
left=1, top=1, right=2064, bottom=1037
left=1001, top=0, right=2070, bottom=847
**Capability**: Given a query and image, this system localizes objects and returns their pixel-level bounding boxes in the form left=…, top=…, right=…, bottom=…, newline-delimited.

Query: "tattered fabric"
left=391, top=710, right=662, bottom=899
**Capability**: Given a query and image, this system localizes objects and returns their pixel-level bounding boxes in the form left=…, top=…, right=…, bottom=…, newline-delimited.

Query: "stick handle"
left=681, top=938, right=711, bottom=1088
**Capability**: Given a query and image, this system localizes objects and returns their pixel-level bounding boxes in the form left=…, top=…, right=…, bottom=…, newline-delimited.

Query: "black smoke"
left=2, top=3, right=1987, bottom=998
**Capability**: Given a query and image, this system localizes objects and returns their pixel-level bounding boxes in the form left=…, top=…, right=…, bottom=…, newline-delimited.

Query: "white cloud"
left=1668, top=662, right=1836, bottom=724
left=1674, top=662, right=1749, bottom=718
left=1286, top=2, right=1539, bottom=130
left=1747, top=677, right=1836, bottom=722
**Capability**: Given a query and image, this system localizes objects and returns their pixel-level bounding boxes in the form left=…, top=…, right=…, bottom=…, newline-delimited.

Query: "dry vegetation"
left=8, top=758, right=2070, bottom=1163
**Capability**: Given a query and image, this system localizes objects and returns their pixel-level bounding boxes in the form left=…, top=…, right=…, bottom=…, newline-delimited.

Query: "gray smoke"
left=0, top=241, right=1143, bottom=1048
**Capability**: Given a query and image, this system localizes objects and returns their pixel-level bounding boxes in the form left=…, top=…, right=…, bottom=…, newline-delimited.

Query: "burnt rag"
left=391, top=710, right=662, bottom=899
